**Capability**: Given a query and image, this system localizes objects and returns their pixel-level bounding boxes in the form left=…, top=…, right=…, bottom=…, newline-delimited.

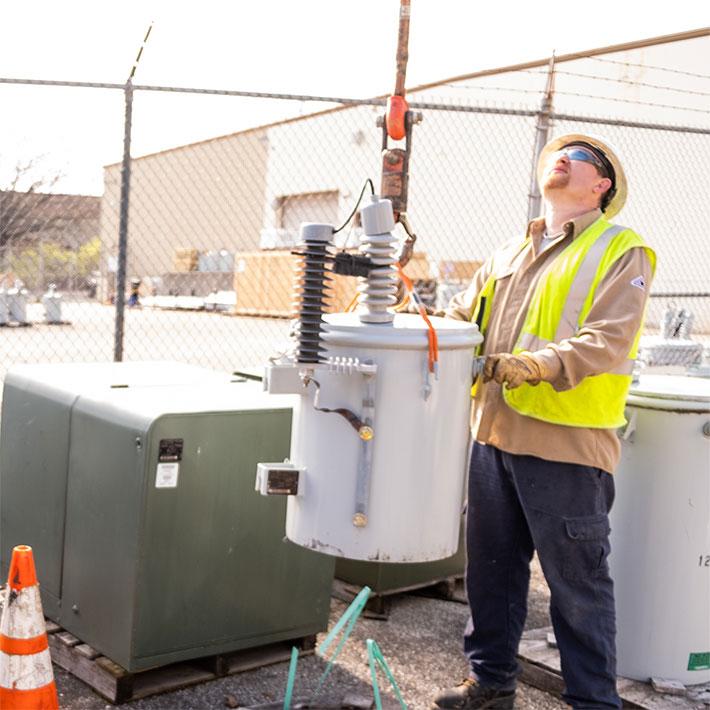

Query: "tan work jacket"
left=445, top=209, right=654, bottom=473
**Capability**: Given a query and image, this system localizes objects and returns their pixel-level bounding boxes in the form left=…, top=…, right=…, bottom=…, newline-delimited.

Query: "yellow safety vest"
left=473, top=217, right=656, bottom=428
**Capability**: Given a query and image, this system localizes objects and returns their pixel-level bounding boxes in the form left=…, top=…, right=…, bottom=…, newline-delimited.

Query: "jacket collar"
left=527, top=208, right=603, bottom=249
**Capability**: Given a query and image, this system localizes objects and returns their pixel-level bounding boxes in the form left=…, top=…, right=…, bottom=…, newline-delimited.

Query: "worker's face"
left=541, top=147, right=612, bottom=206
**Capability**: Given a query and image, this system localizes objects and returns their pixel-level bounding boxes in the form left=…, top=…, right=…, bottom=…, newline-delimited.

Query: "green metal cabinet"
left=0, top=362, right=334, bottom=671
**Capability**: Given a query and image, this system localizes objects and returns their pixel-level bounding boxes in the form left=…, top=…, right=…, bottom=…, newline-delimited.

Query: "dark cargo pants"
left=463, top=442, right=621, bottom=709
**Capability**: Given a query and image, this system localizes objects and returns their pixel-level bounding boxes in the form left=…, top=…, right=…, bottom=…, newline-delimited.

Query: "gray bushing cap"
left=361, top=196, right=395, bottom=235
left=299, top=222, right=334, bottom=243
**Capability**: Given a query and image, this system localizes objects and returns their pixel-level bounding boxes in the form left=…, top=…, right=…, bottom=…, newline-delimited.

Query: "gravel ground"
left=53, top=555, right=567, bottom=710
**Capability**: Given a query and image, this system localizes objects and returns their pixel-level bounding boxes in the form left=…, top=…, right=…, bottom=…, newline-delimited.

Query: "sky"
left=0, top=0, right=707, bottom=194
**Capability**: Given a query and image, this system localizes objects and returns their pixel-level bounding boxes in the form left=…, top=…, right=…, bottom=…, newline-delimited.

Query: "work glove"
left=482, top=352, right=545, bottom=389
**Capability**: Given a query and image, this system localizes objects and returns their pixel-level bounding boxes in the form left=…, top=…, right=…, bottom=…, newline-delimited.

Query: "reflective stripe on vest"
left=548, top=224, right=624, bottom=342
left=501, top=219, right=655, bottom=429
left=515, top=224, right=636, bottom=377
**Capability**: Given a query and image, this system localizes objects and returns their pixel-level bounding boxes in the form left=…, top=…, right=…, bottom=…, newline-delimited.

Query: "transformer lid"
left=322, top=312, right=482, bottom=350
left=627, top=374, right=710, bottom=412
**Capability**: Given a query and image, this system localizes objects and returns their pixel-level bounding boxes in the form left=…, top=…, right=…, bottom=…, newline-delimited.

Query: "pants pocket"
left=562, top=513, right=611, bottom=581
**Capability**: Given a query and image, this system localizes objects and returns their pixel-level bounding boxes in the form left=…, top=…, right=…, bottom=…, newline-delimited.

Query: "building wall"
left=100, top=128, right=269, bottom=294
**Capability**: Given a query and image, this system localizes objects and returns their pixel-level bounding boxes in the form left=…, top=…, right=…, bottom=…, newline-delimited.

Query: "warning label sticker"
left=688, top=652, right=710, bottom=671
left=155, top=462, right=179, bottom=488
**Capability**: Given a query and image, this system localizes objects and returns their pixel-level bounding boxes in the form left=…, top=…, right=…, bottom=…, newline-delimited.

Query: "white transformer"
left=7, top=282, right=28, bottom=324
left=42, top=284, right=62, bottom=323
left=0, top=289, right=7, bottom=325
left=610, top=374, right=710, bottom=684
left=259, top=197, right=481, bottom=562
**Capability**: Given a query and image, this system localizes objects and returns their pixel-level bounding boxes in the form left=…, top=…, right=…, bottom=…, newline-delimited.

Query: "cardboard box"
left=233, top=251, right=293, bottom=316
left=173, top=249, right=199, bottom=273
left=232, top=250, right=433, bottom=317
left=438, top=259, right=482, bottom=283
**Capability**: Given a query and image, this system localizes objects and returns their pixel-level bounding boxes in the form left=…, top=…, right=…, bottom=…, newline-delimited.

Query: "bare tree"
left=0, top=160, right=99, bottom=291
left=0, top=159, right=63, bottom=251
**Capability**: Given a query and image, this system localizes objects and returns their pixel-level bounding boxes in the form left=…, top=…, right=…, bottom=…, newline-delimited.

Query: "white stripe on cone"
left=0, top=648, right=55, bottom=690
left=0, top=583, right=55, bottom=692
left=1, top=585, right=47, bottom=639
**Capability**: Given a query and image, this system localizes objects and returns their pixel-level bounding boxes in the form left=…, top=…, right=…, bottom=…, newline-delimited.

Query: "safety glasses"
left=549, top=147, right=605, bottom=172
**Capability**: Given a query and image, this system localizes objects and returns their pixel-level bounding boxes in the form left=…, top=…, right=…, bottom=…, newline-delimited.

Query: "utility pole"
left=114, top=22, right=153, bottom=361
left=527, top=52, right=556, bottom=222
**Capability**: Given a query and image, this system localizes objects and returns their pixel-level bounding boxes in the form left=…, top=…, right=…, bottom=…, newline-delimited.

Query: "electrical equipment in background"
left=611, top=374, right=710, bottom=685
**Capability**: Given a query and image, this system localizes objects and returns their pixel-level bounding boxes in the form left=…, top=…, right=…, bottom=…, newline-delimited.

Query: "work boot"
left=430, top=677, right=515, bottom=709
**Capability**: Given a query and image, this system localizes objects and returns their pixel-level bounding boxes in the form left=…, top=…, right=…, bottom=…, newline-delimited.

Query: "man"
left=431, top=134, right=655, bottom=710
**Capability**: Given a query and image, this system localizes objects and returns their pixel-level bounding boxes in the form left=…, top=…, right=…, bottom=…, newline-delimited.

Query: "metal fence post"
left=114, top=80, right=133, bottom=361
left=527, top=54, right=556, bottom=222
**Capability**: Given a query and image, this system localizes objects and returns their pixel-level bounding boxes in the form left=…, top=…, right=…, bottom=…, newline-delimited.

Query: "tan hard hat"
left=537, top=133, right=628, bottom=218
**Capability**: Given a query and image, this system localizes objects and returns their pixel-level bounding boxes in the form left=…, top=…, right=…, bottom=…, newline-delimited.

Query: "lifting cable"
left=388, top=0, right=438, bottom=375
left=386, top=0, right=410, bottom=143
left=345, top=1, right=438, bottom=375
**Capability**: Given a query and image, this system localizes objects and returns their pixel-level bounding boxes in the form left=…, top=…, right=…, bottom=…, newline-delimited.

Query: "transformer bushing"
left=291, top=223, right=334, bottom=363
left=356, top=196, right=398, bottom=324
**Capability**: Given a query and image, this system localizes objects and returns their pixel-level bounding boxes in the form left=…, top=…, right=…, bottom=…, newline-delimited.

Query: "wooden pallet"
left=46, top=620, right=316, bottom=704
left=518, top=626, right=710, bottom=710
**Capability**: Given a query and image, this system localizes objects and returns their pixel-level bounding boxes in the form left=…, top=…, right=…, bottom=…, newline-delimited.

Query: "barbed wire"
left=442, top=73, right=707, bottom=105
left=550, top=110, right=710, bottom=134
left=520, top=67, right=710, bottom=98
left=552, top=89, right=710, bottom=115
left=552, top=69, right=710, bottom=98
left=588, top=55, right=710, bottom=80
left=441, top=83, right=545, bottom=96
left=439, top=73, right=710, bottom=118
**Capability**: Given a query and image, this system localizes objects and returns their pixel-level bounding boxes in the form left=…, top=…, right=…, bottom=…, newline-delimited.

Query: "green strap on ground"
left=283, top=585, right=407, bottom=709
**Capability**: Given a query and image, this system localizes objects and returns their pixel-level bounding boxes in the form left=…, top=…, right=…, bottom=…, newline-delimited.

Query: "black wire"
left=333, top=178, right=375, bottom=234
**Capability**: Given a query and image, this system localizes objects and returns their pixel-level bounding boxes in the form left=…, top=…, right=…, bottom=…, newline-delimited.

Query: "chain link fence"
left=2, top=50, right=709, bottom=381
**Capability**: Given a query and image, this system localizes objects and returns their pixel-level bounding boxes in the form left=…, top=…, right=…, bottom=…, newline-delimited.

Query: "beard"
left=542, top=171, right=570, bottom=191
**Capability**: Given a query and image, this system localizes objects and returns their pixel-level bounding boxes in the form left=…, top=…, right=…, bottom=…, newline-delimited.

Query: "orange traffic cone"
left=0, top=545, right=59, bottom=709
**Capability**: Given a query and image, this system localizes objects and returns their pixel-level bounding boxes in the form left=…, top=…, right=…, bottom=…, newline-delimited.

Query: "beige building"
left=101, top=28, right=709, bottom=325
left=101, top=128, right=270, bottom=297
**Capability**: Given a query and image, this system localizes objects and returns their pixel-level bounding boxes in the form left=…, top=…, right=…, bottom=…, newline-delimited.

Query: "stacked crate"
left=232, top=250, right=433, bottom=317
left=173, top=248, right=199, bottom=273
